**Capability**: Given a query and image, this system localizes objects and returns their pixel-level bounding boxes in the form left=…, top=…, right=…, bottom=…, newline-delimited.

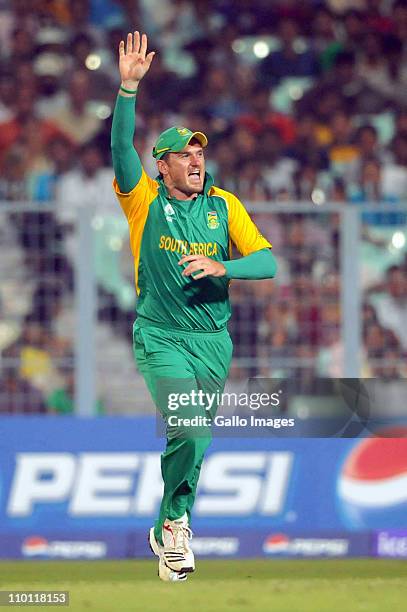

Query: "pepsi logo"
left=263, top=533, right=349, bottom=556
left=21, top=536, right=107, bottom=558
left=263, top=533, right=290, bottom=553
left=22, top=535, right=49, bottom=556
left=337, top=428, right=407, bottom=529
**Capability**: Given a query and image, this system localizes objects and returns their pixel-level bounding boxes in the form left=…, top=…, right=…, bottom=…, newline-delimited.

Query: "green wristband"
left=120, top=85, right=137, bottom=94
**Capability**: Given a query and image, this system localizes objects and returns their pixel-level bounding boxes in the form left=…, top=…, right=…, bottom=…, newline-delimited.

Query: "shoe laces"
left=172, top=524, right=193, bottom=552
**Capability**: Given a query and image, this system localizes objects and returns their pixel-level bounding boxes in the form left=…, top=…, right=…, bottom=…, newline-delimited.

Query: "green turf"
left=0, top=559, right=406, bottom=612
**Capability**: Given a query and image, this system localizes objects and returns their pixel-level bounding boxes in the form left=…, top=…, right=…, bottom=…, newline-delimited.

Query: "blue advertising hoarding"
left=0, top=417, right=405, bottom=559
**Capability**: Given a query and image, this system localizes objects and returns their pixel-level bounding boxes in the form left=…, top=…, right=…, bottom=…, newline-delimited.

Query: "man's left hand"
left=179, top=255, right=226, bottom=280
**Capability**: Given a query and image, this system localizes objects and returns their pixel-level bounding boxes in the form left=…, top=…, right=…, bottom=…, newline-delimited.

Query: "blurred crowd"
left=0, top=0, right=406, bottom=412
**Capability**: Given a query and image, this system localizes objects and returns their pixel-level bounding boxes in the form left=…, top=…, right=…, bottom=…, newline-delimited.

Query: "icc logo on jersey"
left=164, top=203, right=175, bottom=222
left=207, top=211, right=219, bottom=229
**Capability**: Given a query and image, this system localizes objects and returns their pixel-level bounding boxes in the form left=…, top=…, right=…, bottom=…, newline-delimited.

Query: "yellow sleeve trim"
left=112, top=169, right=158, bottom=295
left=113, top=169, right=158, bottom=222
left=211, top=185, right=272, bottom=256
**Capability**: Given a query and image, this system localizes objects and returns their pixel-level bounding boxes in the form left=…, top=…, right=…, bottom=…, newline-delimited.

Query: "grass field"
left=1, top=559, right=406, bottom=612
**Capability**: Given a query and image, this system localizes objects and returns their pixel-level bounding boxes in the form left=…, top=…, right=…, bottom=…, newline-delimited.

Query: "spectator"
left=210, top=139, right=238, bottom=193
left=283, top=219, right=326, bottom=278
left=349, top=157, right=407, bottom=225
left=142, top=52, right=181, bottom=112
left=0, top=84, right=63, bottom=161
left=203, top=66, right=245, bottom=121
left=55, top=141, right=118, bottom=268
left=301, top=49, right=389, bottom=115
left=30, top=282, right=65, bottom=328
left=0, top=69, right=15, bottom=122
left=34, top=51, right=69, bottom=118
left=0, top=366, right=46, bottom=413
left=9, top=26, right=35, bottom=62
left=328, top=110, right=358, bottom=175
left=237, top=84, right=296, bottom=145
left=384, top=134, right=407, bottom=199
left=351, top=158, right=383, bottom=202
left=357, top=33, right=407, bottom=106
left=342, top=9, right=366, bottom=52
left=365, top=0, right=394, bottom=34
left=0, top=145, right=28, bottom=200
left=392, top=0, right=407, bottom=41
left=55, top=140, right=117, bottom=224
left=3, top=314, right=61, bottom=394
left=261, top=126, right=297, bottom=197
left=362, top=302, right=378, bottom=328
left=293, top=164, right=321, bottom=200
left=356, top=32, right=387, bottom=89
left=363, top=321, right=387, bottom=359
left=31, top=135, right=75, bottom=201
left=374, top=266, right=407, bottom=350
left=347, top=124, right=391, bottom=182
left=228, top=282, right=263, bottom=377
left=259, top=299, right=297, bottom=361
left=259, top=17, right=320, bottom=86
left=370, top=348, right=405, bottom=379
left=47, top=363, right=105, bottom=415
left=286, top=112, right=329, bottom=170
left=235, top=159, right=270, bottom=201
left=312, top=5, right=343, bottom=71
left=67, top=0, right=105, bottom=42
left=70, top=31, right=95, bottom=69
left=317, top=326, right=343, bottom=377
left=48, top=69, right=103, bottom=145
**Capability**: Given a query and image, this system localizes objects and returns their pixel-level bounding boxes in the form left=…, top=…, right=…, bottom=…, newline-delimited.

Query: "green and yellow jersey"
left=113, top=170, right=271, bottom=331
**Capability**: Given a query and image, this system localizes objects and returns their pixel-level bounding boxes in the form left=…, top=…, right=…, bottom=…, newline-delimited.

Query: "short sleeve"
left=113, top=169, right=158, bottom=222
left=228, top=194, right=272, bottom=256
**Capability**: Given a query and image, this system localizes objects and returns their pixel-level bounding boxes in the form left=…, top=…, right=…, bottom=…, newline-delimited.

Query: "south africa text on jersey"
left=159, top=235, right=219, bottom=256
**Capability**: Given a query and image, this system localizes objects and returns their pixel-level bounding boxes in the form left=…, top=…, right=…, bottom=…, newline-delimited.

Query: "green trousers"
left=133, top=322, right=233, bottom=545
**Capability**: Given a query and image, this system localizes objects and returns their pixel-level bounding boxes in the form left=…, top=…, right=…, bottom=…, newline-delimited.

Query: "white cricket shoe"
left=148, top=527, right=162, bottom=558
left=148, top=527, right=188, bottom=583
left=162, top=513, right=195, bottom=573
left=158, top=557, right=188, bottom=582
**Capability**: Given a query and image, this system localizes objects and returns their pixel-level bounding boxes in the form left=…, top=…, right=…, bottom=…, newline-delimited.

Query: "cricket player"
left=111, top=32, right=277, bottom=582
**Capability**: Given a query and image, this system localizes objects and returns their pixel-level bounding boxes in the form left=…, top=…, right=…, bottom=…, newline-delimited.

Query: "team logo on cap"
left=176, top=127, right=189, bottom=135
left=207, top=211, right=219, bottom=229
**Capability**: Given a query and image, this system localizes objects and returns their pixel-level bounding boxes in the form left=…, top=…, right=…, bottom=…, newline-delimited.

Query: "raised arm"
left=111, top=32, right=155, bottom=193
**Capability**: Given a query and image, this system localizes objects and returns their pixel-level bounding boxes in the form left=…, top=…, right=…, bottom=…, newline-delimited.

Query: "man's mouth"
left=188, top=170, right=201, bottom=181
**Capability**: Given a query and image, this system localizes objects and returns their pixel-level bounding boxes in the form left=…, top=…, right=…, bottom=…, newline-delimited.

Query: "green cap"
left=152, top=126, right=208, bottom=159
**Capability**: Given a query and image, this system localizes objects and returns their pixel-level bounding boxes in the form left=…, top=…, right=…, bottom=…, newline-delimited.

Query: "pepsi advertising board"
left=0, top=417, right=405, bottom=559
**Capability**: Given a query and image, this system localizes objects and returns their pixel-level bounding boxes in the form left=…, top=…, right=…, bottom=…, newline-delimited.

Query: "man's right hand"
left=119, top=31, right=155, bottom=93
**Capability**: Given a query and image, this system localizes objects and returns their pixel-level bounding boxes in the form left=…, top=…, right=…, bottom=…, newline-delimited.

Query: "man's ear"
left=157, top=159, right=168, bottom=176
